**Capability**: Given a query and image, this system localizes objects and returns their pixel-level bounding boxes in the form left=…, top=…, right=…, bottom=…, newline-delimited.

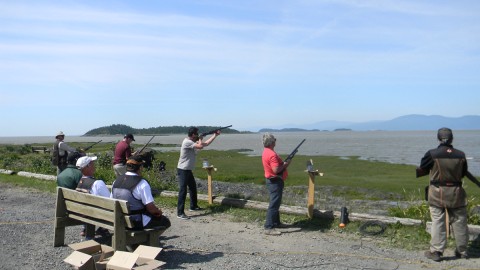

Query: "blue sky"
left=0, top=0, right=479, bottom=136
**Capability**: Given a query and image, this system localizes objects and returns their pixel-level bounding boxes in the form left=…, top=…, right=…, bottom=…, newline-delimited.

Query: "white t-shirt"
left=90, top=180, right=111, bottom=198
left=177, top=138, right=198, bottom=170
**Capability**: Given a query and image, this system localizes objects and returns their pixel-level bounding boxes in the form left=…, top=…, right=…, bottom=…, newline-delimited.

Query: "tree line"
left=84, top=124, right=243, bottom=136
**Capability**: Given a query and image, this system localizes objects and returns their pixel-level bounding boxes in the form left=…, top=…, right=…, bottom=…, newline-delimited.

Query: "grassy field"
left=2, top=142, right=480, bottom=202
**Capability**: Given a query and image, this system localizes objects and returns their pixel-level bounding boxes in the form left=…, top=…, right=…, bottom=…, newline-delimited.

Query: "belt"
left=430, top=180, right=461, bottom=187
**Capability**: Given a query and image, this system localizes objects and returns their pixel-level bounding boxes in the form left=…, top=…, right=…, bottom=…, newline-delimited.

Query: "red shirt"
left=113, top=140, right=131, bottom=165
left=262, top=147, right=288, bottom=180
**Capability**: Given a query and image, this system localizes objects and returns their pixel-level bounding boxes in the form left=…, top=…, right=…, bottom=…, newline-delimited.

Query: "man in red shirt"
left=262, top=133, right=290, bottom=235
left=113, top=133, right=135, bottom=176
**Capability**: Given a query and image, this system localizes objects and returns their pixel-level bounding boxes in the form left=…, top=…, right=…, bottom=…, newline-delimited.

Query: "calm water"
left=1, top=130, right=479, bottom=175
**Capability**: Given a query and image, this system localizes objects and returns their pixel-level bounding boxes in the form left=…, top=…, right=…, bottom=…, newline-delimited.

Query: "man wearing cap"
left=76, top=156, right=111, bottom=238
left=111, top=155, right=171, bottom=231
left=416, top=128, right=470, bottom=262
left=57, top=151, right=83, bottom=190
left=76, top=156, right=110, bottom=197
left=113, top=133, right=136, bottom=177
left=53, top=131, right=78, bottom=174
left=176, top=127, right=220, bottom=220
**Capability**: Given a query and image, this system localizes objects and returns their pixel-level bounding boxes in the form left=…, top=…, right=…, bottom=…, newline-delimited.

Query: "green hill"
left=84, top=124, right=242, bottom=136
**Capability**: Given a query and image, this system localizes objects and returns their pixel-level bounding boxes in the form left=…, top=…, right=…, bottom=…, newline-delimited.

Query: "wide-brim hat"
left=56, top=131, right=65, bottom=139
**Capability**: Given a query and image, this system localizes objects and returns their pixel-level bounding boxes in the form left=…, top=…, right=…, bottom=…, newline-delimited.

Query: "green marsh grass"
left=2, top=144, right=480, bottom=251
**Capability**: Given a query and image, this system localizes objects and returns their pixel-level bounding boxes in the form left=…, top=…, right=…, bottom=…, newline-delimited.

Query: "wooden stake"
left=306, top=169, right=323, bottom=219
left=203, top=165, right=216, bottom=205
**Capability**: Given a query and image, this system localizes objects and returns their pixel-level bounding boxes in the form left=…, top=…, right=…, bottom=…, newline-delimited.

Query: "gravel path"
left=1, top=182, right=479, bottom=270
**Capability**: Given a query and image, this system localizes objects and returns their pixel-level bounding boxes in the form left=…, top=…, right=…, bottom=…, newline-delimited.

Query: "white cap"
left=76, top=156, right=97, bottom=169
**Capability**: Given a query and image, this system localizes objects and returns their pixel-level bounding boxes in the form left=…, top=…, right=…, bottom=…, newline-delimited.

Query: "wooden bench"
left=31, top=146, right=50, bottom=153
left=53, top=187, right=166, bottom=251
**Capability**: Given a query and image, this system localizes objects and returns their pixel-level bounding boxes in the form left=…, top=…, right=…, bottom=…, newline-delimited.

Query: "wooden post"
left=306, top=169, right=324, bottom=219
left=203, top=165, right=217, bottom=205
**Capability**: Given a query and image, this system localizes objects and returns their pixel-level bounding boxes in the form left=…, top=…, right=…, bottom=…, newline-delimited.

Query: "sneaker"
left=455, top=249, right=469, bottom=259
left=189, top=207, right=204, bottom=211
left=424, top=250, right=442, bottom=262
left=264, top=229, right=282, bottom=236
left=80, top=228, right=86, bottom=237
left=177, top=214, right=190, bottom=220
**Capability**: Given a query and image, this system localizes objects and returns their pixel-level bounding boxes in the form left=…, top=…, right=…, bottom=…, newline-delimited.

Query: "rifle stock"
left=199, top=125, right=232, bottom=137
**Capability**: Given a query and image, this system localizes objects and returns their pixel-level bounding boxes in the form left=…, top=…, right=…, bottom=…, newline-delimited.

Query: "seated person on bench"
left=111, top=155, right=171, bottom=230
left=75, top=156, right=111, bottom=237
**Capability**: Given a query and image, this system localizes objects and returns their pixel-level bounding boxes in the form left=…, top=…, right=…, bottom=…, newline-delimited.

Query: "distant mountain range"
left=258, top=115, right=480, bottom=132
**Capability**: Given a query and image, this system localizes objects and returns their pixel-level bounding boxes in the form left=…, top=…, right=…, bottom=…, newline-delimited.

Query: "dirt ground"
left=1, top=182, right=479, bottom=270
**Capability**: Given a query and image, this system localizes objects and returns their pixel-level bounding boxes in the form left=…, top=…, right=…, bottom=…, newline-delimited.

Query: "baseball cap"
left=437, top=127, right=453, bottom=143
left=124, top=133, right=135, bottom=141
left=76, top=156, right=98, bottom=169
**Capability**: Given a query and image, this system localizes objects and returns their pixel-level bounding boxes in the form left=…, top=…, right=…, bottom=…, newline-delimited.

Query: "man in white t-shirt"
left=176, top=127, right=220, bottom=220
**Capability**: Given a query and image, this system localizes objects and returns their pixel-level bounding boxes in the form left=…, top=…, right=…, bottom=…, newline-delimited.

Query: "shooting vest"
left=52, top=141, right=67, bottom=167
left=112, top=175, right=146, bottom=228
left=427, top=145, right=467, bottom=208
left=76, top=176, right=96, bottom=194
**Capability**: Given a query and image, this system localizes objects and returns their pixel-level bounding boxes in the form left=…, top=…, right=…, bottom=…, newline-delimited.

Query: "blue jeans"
left=265, top=177, right=284, bottom=229
left=177, top=169, right=198, bottom=215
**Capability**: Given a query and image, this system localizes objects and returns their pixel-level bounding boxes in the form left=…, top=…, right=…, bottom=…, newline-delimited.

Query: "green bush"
left=0, top=153, right=20, bottom=169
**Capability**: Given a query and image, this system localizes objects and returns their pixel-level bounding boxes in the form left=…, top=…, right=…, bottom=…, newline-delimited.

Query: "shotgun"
left=199, top=125, right=232, bottom=137
left=135, top=136, right=155, bottom=156
left=284, top=139, right=306, bottom=163
left=83, top=140, right=102, bottom=151
left=277, top=139, right=306, bottom=176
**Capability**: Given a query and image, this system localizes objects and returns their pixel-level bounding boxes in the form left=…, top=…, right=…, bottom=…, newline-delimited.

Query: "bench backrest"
left=56, top=187, right=137, bottom=229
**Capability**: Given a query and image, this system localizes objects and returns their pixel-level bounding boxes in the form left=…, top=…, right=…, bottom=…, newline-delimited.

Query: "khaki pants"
left=429, top=205, right=469, bottom=254
left=113, top=164, right=126, bottom=177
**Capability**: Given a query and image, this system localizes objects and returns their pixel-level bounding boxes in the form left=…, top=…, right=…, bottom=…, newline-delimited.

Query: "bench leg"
left=113, top=229, right=127, bottom=251
left=148, top=230, right=165, bottom=247
left=53, top=218, right=66, bottom=247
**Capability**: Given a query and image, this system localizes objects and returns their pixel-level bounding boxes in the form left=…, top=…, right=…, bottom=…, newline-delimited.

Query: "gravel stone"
left=1, top=182, right=479, bottom=269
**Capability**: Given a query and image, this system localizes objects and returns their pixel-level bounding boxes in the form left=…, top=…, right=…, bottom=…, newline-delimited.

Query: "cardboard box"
left=106, top=245, right=165, bottom=270
left=64, top=240, right=115, bottom=270
left=64, top=240, right=165, bottom=270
